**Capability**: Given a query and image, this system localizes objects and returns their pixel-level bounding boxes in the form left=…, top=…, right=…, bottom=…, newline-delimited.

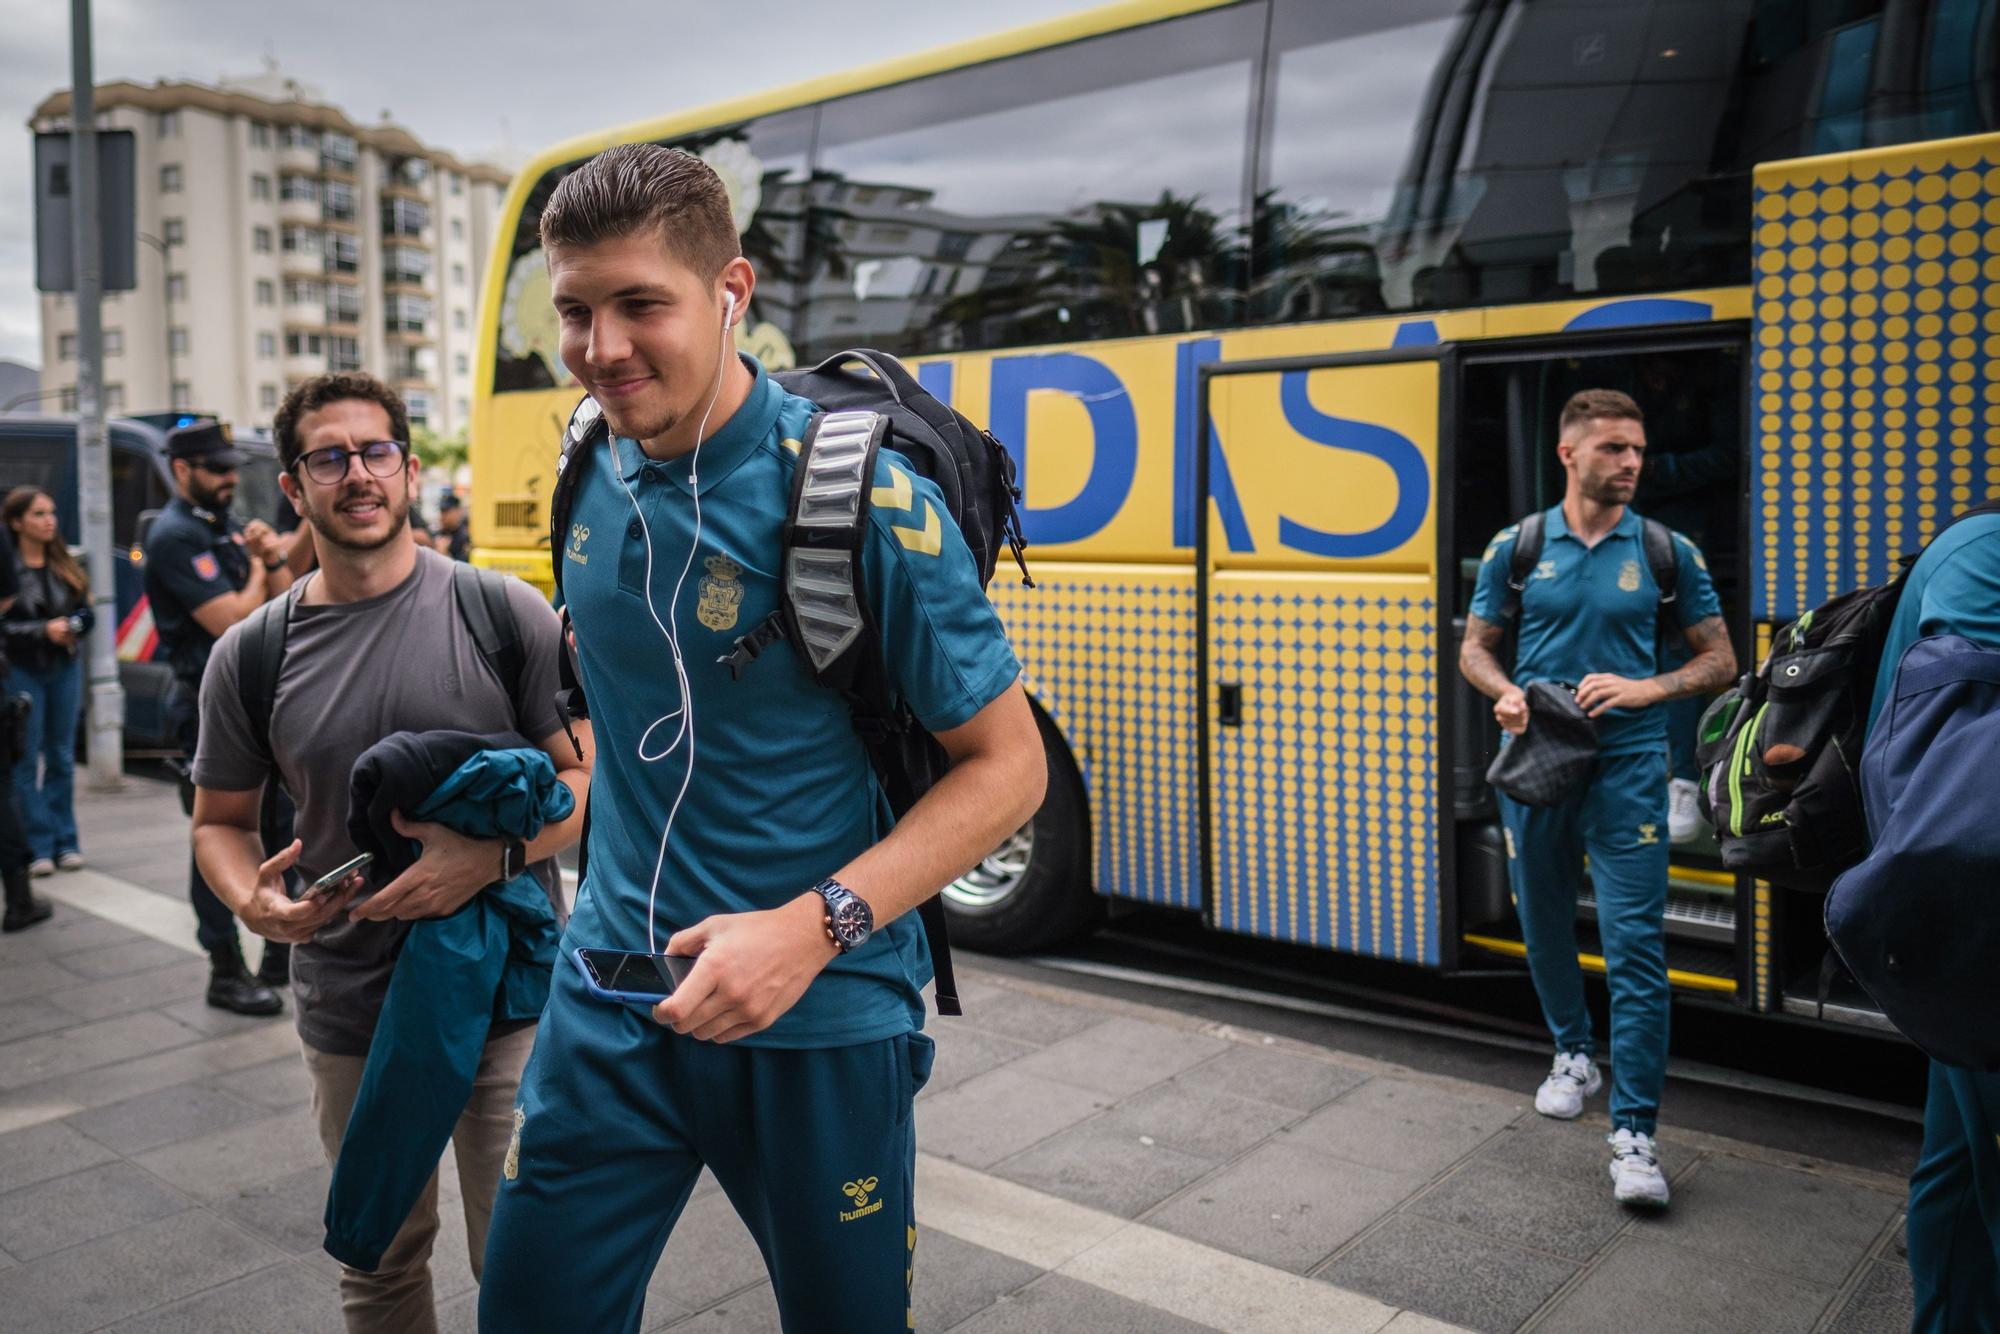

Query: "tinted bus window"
left=805, top=4, right=1265, bottom=361
left=1252, top=0, right=1469, bottom=321
left=1271, top=0, right=1762, bottom=313
left=491, top=108, right=814, bottom=392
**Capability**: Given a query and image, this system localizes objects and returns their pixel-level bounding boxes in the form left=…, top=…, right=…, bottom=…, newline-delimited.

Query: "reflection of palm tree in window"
left=1250, top=187, right=1389, bottom=323
left=938, top=190, right=1242, bottom=344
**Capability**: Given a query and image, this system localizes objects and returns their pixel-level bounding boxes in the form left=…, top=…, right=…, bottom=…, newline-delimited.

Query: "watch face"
left=830, top=896, right=870, bottom=945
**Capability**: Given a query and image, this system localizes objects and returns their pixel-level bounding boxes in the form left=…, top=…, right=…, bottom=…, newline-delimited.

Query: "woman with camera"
left=4, top=487, right=93, bottom=880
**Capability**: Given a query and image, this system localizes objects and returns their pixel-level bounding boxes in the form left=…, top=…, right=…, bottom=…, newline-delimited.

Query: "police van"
left=0, top=412, right=285, bottom=753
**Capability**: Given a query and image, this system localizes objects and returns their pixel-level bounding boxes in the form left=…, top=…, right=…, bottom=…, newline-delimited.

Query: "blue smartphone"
left=572, top=947, right=697, bottom=1006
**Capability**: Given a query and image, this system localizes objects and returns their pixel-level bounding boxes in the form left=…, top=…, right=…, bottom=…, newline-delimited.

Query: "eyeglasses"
left=293, top=440, right=409, bottom=486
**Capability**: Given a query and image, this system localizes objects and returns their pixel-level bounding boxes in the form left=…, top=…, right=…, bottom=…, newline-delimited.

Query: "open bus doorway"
left=1448, top=335, right=1748, bottom=991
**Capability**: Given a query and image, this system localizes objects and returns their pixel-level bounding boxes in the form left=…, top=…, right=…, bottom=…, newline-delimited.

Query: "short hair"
left=1559, top=389, right=1644, bottom=440
left=273, top=373, right=410, bottom=469
left=538, top=144, right=741, bottom=282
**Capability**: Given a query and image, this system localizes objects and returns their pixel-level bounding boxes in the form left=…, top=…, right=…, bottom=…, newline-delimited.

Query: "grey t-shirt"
left=195, top=547, right=567, bottom=1056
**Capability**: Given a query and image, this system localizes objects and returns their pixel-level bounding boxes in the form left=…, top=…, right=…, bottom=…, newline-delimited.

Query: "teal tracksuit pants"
left=1908, top=1060, right=2000, bottom=1331
left=479, top=962, right=934, bottom=1333
left=1498, top=747, right=1671, bottom=1135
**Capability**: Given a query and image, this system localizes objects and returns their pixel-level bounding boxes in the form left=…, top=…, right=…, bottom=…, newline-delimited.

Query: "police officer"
left=433, top=493, right=470, bottom=561
left=1459, top=388, right=1735, bottom=1208
left=142, top=420, right=293, bottom=1014
left=1865, top=507, right=2000, bottom=1328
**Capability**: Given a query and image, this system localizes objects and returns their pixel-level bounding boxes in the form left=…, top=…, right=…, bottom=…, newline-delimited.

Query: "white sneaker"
left=1609, top=1128, right=1671, bottom=1208
left=27, top=858, right=54, bottom=878
left=1534, top=1051, right=1602, bottom=1119
left=56, top=852, right=83, bottom=872
left=1668, top=778, right=1705, bottom=844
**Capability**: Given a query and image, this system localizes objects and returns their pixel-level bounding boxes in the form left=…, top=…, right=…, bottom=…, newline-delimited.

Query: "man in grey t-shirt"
left=191, top=372, right=592, bottom=1333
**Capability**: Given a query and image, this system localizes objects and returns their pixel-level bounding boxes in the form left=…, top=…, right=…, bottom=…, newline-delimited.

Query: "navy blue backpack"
left=1825, top=634, right=2000, bottom=1070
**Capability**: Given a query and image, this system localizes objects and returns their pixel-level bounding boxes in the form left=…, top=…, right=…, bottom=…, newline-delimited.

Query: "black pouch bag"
left=1486, top=681, right=1599, bottom=807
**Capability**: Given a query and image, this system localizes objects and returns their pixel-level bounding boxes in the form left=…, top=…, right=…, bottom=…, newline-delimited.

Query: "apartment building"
left=32, top=71, right=510, bottom=435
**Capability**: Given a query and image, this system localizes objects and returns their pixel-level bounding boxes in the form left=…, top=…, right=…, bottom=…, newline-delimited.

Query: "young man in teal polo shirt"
left=1459, top=389, right=1735, bottom=1208
left=478, top=145, right=1046, bottom=1333
left=1864, top=509, right=2000, bottom=1329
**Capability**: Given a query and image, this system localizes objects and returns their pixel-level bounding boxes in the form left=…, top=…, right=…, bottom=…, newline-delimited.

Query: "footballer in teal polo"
left=1460, top=389, right=1733, bottom=1211
left=480, top=146, right=1045, bottom=1334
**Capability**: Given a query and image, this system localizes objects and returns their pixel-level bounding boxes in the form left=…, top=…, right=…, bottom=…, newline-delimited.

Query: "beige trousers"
left=301, top=1023, right=537, bottom=1334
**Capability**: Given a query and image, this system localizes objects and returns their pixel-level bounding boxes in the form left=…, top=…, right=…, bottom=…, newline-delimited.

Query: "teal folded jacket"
left=323, top=736, right=574, bottom=1272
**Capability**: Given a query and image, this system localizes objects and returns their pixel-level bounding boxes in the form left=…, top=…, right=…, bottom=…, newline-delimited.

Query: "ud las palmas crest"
left=697, top=553, right=744, bottom=631
left=1618, top=559, right=1642, bottom=592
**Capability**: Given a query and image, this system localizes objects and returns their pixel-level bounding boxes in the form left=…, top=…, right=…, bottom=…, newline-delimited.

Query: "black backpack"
left=1495, top=509, right=1681, bottom=664
left=546, top=348, right=1032, bottom=1016
left=1695, top=500, right=2000, bottom=891
left=237, top=561, right=527, bottom=769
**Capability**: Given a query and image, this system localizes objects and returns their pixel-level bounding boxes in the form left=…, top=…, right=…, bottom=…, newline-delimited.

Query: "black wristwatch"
left=812, top=877, right=873, bottom=952
left=499, top=837, right=528, bottom=880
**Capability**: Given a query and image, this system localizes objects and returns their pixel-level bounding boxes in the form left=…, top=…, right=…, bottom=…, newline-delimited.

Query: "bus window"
left=1262, top=0, right=1763, bottom=311
left=491, top=108, right=815, bottom=392
left=1252, top=0, right=1470, bottom=323
left=805, top=2, right=1265, bottom=361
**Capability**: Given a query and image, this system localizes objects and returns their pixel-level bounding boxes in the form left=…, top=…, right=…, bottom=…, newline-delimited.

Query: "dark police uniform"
left=480, top=359, right=1021, bottom=1333
left=1470, top=505, right=1720, bottom=1137
left=1865, top=511, right=2000, bottom=1330
left=141, top=423, right=287, bottom=988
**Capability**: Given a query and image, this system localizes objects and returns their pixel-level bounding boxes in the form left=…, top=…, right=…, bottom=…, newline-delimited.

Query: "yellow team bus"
left=472, top=0, right=2000, bottom=1031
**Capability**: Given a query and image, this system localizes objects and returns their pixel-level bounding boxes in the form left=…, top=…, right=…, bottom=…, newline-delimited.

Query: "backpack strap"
left=1641, top=517, right=1681, bottom=650
left=1500, top=511, right=1545, bottom=625
left=449, top=562, right=527, bottom=728
left=765, top=405, right=963, bottom=1015
left=778, top=408, right=888, bottom=692
left=236, top=590, right=293, bottom=769
left=548, top=395, right=607, bottom=604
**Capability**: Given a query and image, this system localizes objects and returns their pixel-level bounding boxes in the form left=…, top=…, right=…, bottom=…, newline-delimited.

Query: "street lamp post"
left=136, top=230, right=173, bottom=407
left=70, top=0, right=123, bottom=790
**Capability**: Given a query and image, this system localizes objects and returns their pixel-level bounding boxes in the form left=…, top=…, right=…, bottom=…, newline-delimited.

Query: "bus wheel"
left=940, top=713, right=1099, bottom=955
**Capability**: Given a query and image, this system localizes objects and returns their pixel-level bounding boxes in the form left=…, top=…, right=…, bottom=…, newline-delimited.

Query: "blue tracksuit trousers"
left=479, top=961, right=934, bottom=1334
left=1499, top=747, right=1671, bottom=1134
left=1908, top=1060, right=2000, bottom=1331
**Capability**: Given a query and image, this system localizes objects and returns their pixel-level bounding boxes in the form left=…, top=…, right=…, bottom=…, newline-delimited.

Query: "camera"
left=65, top=614, right=87, bottom=637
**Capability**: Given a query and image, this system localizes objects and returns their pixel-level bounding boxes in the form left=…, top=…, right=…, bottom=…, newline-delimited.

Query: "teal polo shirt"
left=1867, top=513, right=2000, bottom=737
left=562, top=356, right=1021, bottom=1048
left=1470, top=505, right=1720, bottom=755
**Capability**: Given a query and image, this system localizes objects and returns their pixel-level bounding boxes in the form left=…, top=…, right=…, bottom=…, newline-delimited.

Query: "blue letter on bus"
left=1172, top=339, right=1253, bottom=553
left=989, top=353, right=1136, bottom=546
left=1276, top=372, right=1429, bottom=559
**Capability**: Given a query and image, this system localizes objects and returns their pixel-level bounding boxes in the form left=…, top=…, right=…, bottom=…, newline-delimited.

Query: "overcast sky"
left=0, top=0, right=1103, bottom=368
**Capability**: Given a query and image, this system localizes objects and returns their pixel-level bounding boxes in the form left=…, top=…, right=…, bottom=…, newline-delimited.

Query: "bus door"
left=1196, top=351, right=1451, bottom=968
left=1451, top=330, right=1749, bottom=1001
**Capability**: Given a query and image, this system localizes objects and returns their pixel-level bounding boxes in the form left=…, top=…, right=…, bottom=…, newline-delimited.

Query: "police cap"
left=166, top=420, right=248, bottom=469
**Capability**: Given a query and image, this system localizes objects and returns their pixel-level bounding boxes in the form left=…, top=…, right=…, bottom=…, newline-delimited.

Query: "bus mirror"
left=134, top=508, right=161, bottom=554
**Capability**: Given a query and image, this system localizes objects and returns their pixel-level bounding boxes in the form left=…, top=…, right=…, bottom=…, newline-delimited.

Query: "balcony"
left=279, top=195, right=322, bottom=226
left=277, top=139, right=319, bottom=174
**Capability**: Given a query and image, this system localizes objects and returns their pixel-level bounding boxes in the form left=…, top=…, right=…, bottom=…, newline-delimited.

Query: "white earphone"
left=611, top=283, right=739, bottom=955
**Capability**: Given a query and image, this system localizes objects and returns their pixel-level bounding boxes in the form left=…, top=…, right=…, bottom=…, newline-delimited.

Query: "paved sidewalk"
left=0, top=775, right=1914, bottom=1332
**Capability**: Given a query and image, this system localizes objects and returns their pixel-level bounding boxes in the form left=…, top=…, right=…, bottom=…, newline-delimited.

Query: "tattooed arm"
left=1459, top=613, right=1529, bottom=735
left=1575, top=615, right=1737, bottom=717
